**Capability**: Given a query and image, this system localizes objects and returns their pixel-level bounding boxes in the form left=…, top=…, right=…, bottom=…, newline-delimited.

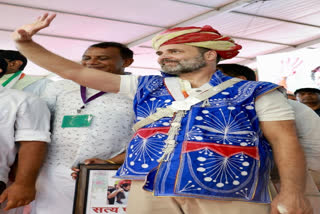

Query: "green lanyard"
left=1, top=70, right=23, bottom=87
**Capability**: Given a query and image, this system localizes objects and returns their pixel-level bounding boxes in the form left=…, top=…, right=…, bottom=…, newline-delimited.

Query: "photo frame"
left=73, top=164, right=130, bottom=214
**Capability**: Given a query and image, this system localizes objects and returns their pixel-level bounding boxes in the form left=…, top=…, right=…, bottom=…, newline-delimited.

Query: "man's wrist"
left=279, top=185, right=305, bottom=195
left=13, top=179, right=36, bottom=187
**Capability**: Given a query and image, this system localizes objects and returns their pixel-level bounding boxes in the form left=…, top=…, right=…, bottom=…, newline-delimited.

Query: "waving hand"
left=12, top=13, right=56, bottom=42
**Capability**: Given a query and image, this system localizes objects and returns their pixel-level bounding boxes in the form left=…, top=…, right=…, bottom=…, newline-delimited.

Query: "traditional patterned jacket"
left=116, top=70, right=281, bottom=203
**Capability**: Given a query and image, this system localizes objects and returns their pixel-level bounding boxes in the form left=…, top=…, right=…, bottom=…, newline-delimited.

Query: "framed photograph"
left=73, top=164, right=131, bottom=214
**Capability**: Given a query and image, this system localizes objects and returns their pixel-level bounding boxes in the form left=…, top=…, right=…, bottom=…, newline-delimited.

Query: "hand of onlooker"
left=0, top=183, right=36, bottom=211
left=270, top=191, right=313, bottom=214
left=12, top=13, right=56, bottom=42
left=71, top=158, right=107, bottom=180
left=71, top=167, right=80, bottom=180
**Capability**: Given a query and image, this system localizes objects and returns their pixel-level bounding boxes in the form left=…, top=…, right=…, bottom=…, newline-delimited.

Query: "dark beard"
left=161, top=54, right=207, bottom=75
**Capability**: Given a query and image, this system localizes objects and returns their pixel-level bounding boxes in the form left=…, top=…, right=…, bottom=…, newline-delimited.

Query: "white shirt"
left=0, top=86, right=51, bottom=183
left=0, top=73, right=52, bottom=96
left=288, top=100, right=320, bottom=171
left=40, top=80, right=135, bottom=169
left=119, top=75, right=295, bottom=121
left=23, top=78, right=52, bottom=96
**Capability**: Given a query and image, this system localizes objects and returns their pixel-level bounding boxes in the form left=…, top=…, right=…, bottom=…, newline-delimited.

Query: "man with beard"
left=12, top=13, right=311, bottom=214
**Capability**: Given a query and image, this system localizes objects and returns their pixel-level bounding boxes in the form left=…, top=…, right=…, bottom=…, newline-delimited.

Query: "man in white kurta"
left=0, top=80, right=51, bottom=213
left=31, top=42, right=135, bottom=214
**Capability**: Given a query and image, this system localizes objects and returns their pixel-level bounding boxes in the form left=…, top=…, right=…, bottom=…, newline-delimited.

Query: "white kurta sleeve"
left=40, top=81, right=60, bottom=114
left=118, top=75, right=139, bottom=100
left=255, top=89, right=295, bottom=121
left=14, top=96, right=51, bottom=143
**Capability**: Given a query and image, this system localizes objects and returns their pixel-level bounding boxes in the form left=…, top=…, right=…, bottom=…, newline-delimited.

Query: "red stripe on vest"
left=134, top=127, right=170, bottom=139
left=182, top=141, right=259, bottom=160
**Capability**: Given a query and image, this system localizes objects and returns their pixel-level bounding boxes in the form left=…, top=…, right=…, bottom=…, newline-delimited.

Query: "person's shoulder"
left=287, top=99, right=303, bottom=107
left=6, top=88, right=43, bottom=104
left=136, top=74, right=164, bottom=87
left=251, top=80, right=282, bottom=96
left=289, top=100, right=320, bottom=117
left=46, top=79, right=78, bottom=90
left=236, top=79, right=278, bottom=90
left=34, top=77, right=53, bottom=84
left=288, top=99, right=311, bottom=111
left=6, top=88, right=32, bottom=98
left=138, top=74, right=163, bottom=81
left=22, top=74, right=44, bottom=81
left=249, top=80, right=279, bottom=88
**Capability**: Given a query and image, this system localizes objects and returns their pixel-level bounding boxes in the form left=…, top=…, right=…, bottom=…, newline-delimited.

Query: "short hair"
left=197, top=47, right=221, bottom=63
left=0, top=50, right=28, bottom=71
left=217, top=63, right=256, bottom=81
left=88, top=42, right=133, bottom=60
left=311, top=66, right=320, bottom=81
left=294, top=88, right=320, bottom=95
left=0, top=58, right=8, bottom=78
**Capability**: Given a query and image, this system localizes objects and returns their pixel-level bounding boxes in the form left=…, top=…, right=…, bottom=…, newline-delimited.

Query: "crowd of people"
left=0, top=12, right=319, bottom=214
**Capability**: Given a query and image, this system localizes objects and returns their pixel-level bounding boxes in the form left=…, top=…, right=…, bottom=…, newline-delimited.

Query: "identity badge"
left=61, top=114, right=93, bottom=128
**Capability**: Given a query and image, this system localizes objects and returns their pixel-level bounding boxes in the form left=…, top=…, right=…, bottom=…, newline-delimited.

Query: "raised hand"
left=12, top=13, right=56, bottom=42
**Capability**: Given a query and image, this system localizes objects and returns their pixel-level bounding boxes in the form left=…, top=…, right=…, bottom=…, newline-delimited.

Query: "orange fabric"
left=19, top=73, right=26, bottom=80
left=182, top=90, right=189, bottom=98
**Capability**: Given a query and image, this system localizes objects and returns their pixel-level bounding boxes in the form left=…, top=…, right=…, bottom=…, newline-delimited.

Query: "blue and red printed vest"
left=116, top=70, right=281, bottom=203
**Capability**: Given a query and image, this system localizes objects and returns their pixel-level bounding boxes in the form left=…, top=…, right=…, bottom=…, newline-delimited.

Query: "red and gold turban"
left=152, top=25, right=242, bottom=59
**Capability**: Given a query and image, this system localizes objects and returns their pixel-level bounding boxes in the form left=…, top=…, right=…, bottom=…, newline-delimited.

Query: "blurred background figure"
left=0, top=50, right=51, bottom=96
left=295, top=88, right=320, bottom=116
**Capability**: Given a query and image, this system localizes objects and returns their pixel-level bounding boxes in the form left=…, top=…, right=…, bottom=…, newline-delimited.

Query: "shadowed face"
left=296, top=91, right=320, bottom=105
left=2, top=59, right=23, bottom=74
